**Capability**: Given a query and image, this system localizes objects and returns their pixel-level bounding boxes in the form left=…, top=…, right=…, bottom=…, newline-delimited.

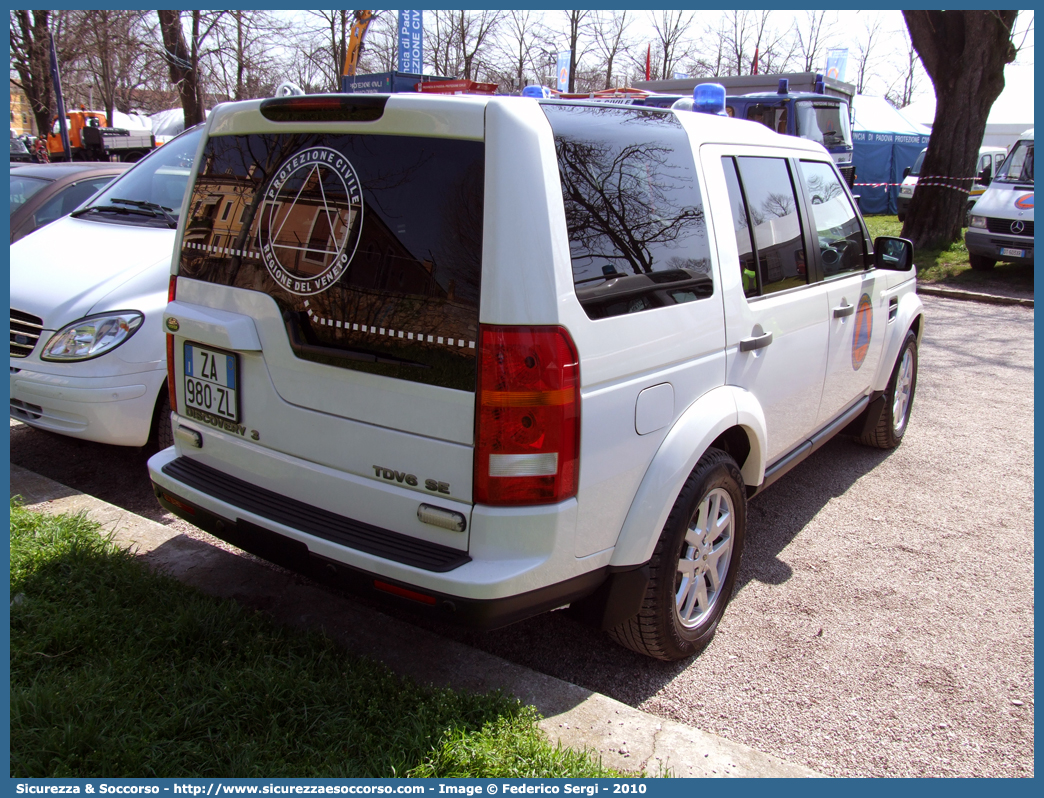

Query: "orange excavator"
left=342, top=10, right=374, bottom=77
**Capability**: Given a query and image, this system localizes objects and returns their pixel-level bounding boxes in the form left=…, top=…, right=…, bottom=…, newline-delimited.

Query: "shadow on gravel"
left=8, top=421, right=894, bottom=708
left=736, top=436, right=892, bottom=591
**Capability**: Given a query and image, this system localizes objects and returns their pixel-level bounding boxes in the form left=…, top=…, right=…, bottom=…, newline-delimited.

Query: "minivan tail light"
left=474, top=326, right=580, bottom=506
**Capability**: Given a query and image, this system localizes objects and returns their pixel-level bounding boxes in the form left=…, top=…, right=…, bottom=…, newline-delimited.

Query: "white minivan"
left=966, top=129, right=1033, bottom=270
left=10, top=126, right=202, bottom=446
left=148, top=89, right=923, bottom=660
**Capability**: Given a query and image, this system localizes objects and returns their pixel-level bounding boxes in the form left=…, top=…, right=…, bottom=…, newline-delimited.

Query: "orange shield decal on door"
left=852, top=293, right=873, bottom=371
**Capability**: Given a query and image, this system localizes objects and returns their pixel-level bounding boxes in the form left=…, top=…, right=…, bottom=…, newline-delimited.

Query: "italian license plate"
left=183, top=342, right=239, bottom=422
left=1000, top=247, right=1025, bottom=258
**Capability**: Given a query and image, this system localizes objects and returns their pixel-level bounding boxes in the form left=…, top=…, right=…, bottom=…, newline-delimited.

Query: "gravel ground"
left=9, top=294, right=1033, bottom=777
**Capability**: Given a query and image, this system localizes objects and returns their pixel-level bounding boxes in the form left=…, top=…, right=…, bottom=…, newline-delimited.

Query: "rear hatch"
left=169, top=95, right=486, bottom=551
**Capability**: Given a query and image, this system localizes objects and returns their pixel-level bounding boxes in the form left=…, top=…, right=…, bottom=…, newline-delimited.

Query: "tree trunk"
left=158, top=9, right=203, bottom=127
left=901, top=10, right=1017, bottom=250
left=11, top=11, right=55, bottom=137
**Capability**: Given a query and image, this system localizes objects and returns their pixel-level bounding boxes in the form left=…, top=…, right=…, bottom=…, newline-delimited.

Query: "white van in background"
left=897, top=145, right=1008, bottom=223
left=966, top=129, right=1034, bottom=271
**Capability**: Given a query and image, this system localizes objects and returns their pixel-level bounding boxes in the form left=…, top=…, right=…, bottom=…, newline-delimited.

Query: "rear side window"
left=178, top=133, right=484, bottom=392
left=542, top=104, right=713, bottom=320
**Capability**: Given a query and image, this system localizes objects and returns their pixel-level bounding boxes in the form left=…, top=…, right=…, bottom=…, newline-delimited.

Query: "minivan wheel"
left=859, top=330, right=918, bottom=450
left=607, top=448, right=746, bottom=661
left=152, top=388, right=175, bottom=450
left=969, top=253, right=996, bottom=271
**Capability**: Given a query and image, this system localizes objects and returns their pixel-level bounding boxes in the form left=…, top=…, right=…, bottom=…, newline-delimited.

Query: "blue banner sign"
left=556, top=51, right=571, bottom=92
left=398, top=10, right=423, bottom=74
left=825, top=48, right=848, bottom=82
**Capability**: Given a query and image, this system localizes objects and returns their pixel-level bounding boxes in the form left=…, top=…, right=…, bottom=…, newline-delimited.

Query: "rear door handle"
left=833, top=302, right=855, bottom=318
left=740, top=331, right=773, bottom=351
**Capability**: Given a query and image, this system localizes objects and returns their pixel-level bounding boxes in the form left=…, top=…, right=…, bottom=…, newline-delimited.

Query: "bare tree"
left=453, top=10, right=502, bottom=81
left=73, top=10, right=155, bottom=124
left=719, top=10, right=794, bottom=76
left=493, top=10, right=548, bottom=92
left=158, top=10, right=225, bottom=125
left=688, top=16, right=734, bottom=78
left=901, top=10, right=1020, bottom=249
left=885, top=36, right=921, bottom=109
left=8, top=11, right=89, bottom=131
left=649, top=10, right=696, bottom=80
left=589, top=12, right=633, bottom=90
left=852, top=13, right=886, bottom=95
left=795, top=11, right=837, bottom=74
left=206, top=11, right=290, bottom=101
left=561, top=10, right=593, bottom=92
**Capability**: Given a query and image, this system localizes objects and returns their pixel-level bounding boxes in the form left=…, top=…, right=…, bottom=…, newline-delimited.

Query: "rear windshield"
left=542, top=103, right=713, bottom=320
left=178, top=133, right=484, bottom=392
left=10, top=174, right=49, bottom=212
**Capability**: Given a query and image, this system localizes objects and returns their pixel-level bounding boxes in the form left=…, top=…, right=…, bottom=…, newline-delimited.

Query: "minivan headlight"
left=41, top=312, right=144, bottom=361
left=968, top=215, right=988, bottom=229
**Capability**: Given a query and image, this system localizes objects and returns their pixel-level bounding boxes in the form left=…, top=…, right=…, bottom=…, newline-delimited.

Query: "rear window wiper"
left=71, top=198, right=177, bottom=228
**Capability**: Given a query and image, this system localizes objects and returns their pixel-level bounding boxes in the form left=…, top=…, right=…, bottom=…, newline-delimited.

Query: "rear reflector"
left=474, top=325, right=580, bottom=506
left=165, top=333, right=177, bottom=414
left=374, top=580, right=437, bottom=605
left=259, top=94, right=388, bottom=123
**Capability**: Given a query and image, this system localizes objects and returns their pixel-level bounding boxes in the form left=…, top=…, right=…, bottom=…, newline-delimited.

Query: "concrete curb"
left=917, top=283, right=1033, bottom=307
left=11, top=464, right=822, bottom=778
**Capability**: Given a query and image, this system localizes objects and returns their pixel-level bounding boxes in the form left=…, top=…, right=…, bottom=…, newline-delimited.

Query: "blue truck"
left=635, top=72, right=856, bottom=187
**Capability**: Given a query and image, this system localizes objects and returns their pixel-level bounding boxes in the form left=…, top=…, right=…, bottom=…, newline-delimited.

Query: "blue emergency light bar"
left=522, top=85, right=553, bottom=98
left=692, top=83, right=727, bottom=116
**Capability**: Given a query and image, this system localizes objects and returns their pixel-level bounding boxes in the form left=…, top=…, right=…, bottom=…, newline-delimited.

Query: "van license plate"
left=1000, top=247, right=1025, bottom=258
left=183, top=343, right=239, bottom=422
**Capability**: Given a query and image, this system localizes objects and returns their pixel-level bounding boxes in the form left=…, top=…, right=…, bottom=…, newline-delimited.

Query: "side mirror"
left=978, top=165, right=992, bottom=183
left=902, top=166, right=911, bottom=179
left=874, top=236, right=914, bottom=272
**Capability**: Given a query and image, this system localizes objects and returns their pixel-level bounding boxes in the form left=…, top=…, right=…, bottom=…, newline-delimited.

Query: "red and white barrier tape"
left=854, top=174, right=980, bottom=194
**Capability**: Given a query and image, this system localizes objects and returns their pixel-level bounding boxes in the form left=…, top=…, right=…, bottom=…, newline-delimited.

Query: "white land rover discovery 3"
left=148, top=87, right=923, bottom=661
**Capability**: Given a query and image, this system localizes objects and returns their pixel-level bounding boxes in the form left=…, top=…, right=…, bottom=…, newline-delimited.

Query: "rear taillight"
left=474, top=325, right=580, bottom=506
left=166, top=276, right=177, bottom=413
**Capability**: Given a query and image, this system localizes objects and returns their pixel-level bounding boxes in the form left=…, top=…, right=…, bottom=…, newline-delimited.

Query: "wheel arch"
left=873, top=291, right=924, bottom=393
left=608, top=384, right=766, bottom=568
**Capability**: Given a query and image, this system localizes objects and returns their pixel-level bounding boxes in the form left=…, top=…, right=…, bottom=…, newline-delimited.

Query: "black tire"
left=153, top=387, right=175, bottom=450
left=859, top=330, right=918, bottom=449
left=969, top=253, right=996, bottom=271
left=607, top=448, right=746, bottom=661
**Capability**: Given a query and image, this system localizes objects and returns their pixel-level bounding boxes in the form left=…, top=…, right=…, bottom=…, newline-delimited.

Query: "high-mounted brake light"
left=693, top=83, right=727, bottom=116
left=474, top=326, right=580, bottom=506
left=259, top=94, right=387, bottom=123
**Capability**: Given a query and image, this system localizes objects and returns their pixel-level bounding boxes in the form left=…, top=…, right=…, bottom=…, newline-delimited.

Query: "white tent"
left=851, top=94, right=932, bottom=214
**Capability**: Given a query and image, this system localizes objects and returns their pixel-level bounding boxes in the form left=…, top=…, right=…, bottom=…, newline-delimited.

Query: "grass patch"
left=10, top=500, right=620, bottom=778
left=863, top=215, right=1033, bottom=294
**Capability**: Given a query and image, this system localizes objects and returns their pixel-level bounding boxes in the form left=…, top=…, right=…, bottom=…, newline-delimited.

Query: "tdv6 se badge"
left=372, top=465, right=450, bottom=495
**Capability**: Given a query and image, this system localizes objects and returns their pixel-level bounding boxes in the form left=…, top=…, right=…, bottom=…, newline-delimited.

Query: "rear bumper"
left=147, top=448, right=632, bottom=630
left=965, top=228, right=1034, bottom=264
